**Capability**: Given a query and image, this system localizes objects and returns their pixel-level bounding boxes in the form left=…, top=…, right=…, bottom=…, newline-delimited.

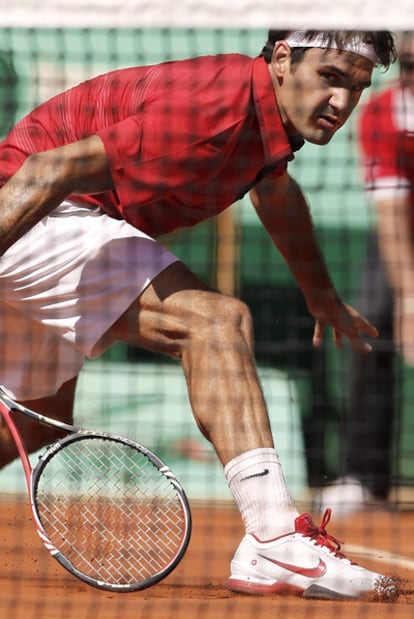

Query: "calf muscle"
left=107, top=262, right=274, bottom=464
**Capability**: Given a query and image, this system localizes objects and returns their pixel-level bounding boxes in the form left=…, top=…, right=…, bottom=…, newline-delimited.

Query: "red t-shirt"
left=0, top=54, right=302, bottom=236
left=359, top=84, right=414, bottom=191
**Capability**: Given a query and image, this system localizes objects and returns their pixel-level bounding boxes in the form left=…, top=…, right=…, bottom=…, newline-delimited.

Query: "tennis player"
left=0, top=30, right=399, bottom=600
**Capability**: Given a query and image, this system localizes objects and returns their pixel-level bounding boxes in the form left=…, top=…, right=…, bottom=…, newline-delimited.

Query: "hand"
left=309, top=296, right=378, bottom=352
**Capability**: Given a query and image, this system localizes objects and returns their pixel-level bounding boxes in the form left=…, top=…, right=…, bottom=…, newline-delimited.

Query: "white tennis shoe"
left=226, top=509, right=399, bottom=601
left=312, top=476, right=384, bottom=516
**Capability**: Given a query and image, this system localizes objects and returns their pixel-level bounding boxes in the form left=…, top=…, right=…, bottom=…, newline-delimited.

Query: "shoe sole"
left=225, top=577, right=303, bottom=596
left=225, top=578, right=378, bottom=600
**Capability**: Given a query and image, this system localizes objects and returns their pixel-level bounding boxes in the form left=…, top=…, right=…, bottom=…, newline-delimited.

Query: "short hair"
left=260, top=30, right=397, bottom=70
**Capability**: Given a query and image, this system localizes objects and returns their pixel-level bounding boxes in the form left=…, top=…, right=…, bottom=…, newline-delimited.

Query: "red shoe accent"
left=257, top=555, right=327, bottom=578
left=295, top=509, right=349, bottom=561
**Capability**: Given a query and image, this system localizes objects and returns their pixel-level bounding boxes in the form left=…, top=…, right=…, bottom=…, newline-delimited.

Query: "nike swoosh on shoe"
left=258, top=554, right=327, bottom=578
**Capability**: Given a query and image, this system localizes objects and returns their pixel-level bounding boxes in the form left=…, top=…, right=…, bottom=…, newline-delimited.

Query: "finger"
left=348, top=335, right=373, bottom=353
left=351, top=312, right=379, bottom=338
left=358, top=321, right=379, bottom=338
left=343, top=303, right=379, bottom=338
left=312, top=320, right=325, bottom=348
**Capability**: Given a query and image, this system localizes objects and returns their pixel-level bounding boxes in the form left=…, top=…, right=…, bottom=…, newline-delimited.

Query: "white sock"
left=224, top=447, right=299, bottom=541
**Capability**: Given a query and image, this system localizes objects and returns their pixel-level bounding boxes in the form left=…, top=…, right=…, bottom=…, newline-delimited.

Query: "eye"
left=320, top=71, right=344, bottom=87
left=321, top=72, right=339, bottom=84
left=350, top=83, right=363, bottom=93
left=321, top=70, right=368, bottom=95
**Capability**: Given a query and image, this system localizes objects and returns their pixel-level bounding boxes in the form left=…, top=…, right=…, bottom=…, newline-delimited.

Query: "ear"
left=270, top=41, right=291, bottom=78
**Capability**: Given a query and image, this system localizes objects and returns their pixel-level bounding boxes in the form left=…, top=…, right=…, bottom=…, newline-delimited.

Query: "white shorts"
left=0, top=201, right=178, bottom=400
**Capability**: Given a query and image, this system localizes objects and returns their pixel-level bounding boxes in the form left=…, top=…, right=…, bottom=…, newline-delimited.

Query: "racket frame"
left=0, top=386, right=192, bottom=591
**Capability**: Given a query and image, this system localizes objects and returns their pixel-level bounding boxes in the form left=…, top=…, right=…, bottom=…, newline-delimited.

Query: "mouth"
left=316, top=114, right=340, bottom=131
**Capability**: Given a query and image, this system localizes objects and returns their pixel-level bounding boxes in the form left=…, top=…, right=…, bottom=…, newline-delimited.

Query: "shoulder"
left=165, top=53, right=254, bottom=81
left=158, top=54, right=255, bottom=128
left=127, top=54, right=255, bottom=106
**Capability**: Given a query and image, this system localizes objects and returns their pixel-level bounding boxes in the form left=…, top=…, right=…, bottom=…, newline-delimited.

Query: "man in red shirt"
left=317, top=32, right=414, bottom=513
left=0, top=30, right=399, bottom=600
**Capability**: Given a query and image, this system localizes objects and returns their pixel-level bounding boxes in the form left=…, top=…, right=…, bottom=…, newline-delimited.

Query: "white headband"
left=283, top=32, right=377, bottom=64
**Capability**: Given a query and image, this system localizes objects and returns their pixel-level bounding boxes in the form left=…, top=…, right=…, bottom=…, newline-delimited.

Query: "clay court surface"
left=0, top=497, right=413, bottom=619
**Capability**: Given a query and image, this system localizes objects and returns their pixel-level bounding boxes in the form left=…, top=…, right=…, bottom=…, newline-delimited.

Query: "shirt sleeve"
left=358, top=90, right=410, bottom=194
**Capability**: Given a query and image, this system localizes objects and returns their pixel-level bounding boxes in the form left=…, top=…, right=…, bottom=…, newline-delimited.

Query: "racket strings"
left=34, top=437, right=187, bottom=585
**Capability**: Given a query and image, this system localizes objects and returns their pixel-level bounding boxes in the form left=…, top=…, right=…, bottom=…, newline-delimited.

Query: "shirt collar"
left=252, top=57, right=304, bottom=163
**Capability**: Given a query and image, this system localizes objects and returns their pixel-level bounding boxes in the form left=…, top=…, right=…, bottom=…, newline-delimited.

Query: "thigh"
left=0, top=301, right=84, bottom=401
left=0, top=200, right=178, bottom=363
left=105, top=261, right=221, bottom=356
left=0, top=376, right=77, bottom=466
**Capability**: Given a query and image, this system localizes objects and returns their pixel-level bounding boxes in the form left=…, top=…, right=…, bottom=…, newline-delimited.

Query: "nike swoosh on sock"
left=241, top=469, right=269, bottom=481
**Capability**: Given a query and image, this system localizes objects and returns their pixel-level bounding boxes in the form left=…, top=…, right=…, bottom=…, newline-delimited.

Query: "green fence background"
left=0, top=27, right=412, bottom=492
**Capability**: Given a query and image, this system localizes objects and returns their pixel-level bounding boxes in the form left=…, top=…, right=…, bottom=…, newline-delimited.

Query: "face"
left=269, top=43, right=374, bottom=145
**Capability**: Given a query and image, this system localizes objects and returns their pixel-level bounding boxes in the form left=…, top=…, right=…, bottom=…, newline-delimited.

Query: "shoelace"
left=305, top=508, right=347, bottom=559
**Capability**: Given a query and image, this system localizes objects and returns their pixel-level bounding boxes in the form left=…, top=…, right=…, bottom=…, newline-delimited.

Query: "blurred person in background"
left=316, top=31, right=414, bottom=515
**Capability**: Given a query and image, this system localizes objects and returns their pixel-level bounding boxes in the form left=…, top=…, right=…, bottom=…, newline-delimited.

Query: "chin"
left=303, top=131, right=333, bottom=146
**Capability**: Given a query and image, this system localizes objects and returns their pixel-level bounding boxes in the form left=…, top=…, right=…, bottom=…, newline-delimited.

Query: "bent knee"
left=214, top=296, right=252, bottom=332
left=130, top=280, right=255, bottom=357
left=190, top=295, right=254, bottom=343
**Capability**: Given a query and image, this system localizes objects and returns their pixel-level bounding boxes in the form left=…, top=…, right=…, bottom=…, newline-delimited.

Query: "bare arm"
left=375, top=192, right=414, bottom=363
left=0, top=134, right=113, bottom=256
left=376, top=193, right=414, bottom=295
left=250, top=172, right=378, bottom=351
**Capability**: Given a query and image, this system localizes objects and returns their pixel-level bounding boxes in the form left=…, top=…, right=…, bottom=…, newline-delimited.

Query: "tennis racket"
left=0, top=386, right=192, bottom=592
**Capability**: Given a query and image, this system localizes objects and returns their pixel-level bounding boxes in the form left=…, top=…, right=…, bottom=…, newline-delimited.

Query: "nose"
left=329, top=88, right=352, bottom=113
